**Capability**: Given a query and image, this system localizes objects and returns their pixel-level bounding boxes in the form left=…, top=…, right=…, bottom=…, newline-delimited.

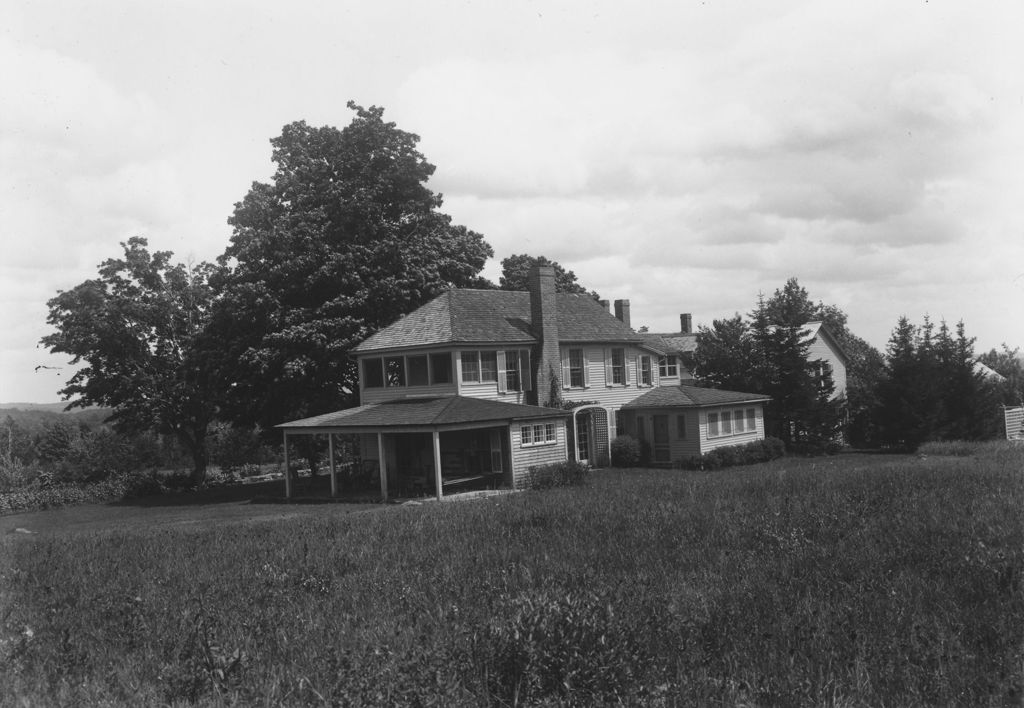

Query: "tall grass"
left=2, top=451, right=1022, bottom=705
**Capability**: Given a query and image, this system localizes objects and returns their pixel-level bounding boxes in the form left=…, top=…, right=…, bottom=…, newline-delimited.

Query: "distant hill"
left=0, top=402, right=75, bottom=413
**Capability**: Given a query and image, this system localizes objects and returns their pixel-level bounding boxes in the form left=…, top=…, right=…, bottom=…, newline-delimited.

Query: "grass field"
left=2, top=447, right=1022, bottom=706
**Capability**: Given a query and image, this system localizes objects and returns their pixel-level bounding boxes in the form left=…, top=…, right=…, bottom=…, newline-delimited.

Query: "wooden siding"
left=1006, top=406, right=1024, bottom=440
left=510, top=420, right=569, bottom=488
left=360, top=382, right=458, bottom=404
left=559, top=345, right=658, bottom=409
left=807, top=334, right=847, bottom=400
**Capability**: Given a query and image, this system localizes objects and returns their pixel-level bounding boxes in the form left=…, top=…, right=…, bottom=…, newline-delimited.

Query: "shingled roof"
left=277, top=396, right=569, bottom=430
left=621, top=384, right=769, bottom=409
left=353, top=289, right=651, bottom=353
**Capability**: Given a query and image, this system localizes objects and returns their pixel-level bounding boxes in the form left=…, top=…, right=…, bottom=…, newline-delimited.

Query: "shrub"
left=675, top=436, right=786, bottom=471
left=610, top=435, right=641, bottom=467
left=526, top=461, right=590, bottom=490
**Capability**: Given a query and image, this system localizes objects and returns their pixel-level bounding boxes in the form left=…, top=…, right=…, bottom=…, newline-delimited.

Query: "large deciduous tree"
left=41, top=238, right=217, bottom=483
left=211, top=102, right=493, bottom=436
left=498, top=254, right=598, bottom=297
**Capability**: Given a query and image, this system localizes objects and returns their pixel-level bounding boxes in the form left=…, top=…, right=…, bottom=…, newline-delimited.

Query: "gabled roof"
left=803, top=321, right=850, bottom=364
left=354, top=289, right=650, bottom=353
left=277, top=396, right=569, bottom=430
left=646, top=332, right=697, bottom=355
left=621, top=384, right=769, bottom=409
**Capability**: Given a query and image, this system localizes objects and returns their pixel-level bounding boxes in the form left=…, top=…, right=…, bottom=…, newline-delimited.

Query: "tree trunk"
left=178, top=428, right=208, bottom=486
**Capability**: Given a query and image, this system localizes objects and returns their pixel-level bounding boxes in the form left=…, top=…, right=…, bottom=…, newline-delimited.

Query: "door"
left=653, top=414, right=670, bottom=463
left=576, top=413, right=591, bottom=463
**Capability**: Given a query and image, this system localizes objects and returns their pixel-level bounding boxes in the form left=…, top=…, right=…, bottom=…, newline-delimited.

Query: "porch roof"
left=621, top=384, right=770, bottom=409
left=276, top=395, right=570, bottom=431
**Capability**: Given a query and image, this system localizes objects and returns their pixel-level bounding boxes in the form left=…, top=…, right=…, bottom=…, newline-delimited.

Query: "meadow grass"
left=2, top=450, right=1021, bottom=706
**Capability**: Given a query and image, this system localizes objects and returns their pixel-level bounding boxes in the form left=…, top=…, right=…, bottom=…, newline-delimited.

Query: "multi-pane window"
left=568, top=349, right=586, bottom=388
left=520, top=422, right=557, bottom=447
left=363, top=353, right=453, bottom=389
left=676, top=414, right=686, bottom=439
left=461, top=351, right=499, bottom=384
left=659, top=355, right=679, bottom=377
left=610, top=348, right=625, bottom=385
left=707, top=413, right=720, bottom=437
left=461, top=352, right=480, bottom=383
left=504, top=350, right=521, bottom=391
left=639, top=356, right=652, bottom=386
left=480, top=351, right=498, bottom=382
left=707, top=408, right=759, bottom=438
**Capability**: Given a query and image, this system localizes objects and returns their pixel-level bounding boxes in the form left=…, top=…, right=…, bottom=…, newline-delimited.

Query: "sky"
left=2, top=1, right=1022, bottom=404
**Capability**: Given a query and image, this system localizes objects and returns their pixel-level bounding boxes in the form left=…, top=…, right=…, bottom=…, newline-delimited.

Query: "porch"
left=276, top=396, right=570, bottom=500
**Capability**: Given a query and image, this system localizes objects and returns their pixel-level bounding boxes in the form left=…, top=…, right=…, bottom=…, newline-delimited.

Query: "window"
left=639, top=356, right=652, bottom=386
left=636, top=416, right=645, bottom=441
left=813, top=361, right=833, bottom=392
left=363, top=358, right=384, bottom=388
left=521, top=422, right=557, bottom=447
left=407, top=355, right=429, bottom=386
left=480, top=351, right=498, bottom=382
left=659, top=355, right=679, bottom=378
left=385, top=356, right=405, bottom=387
left=610, top=348, right=625, bottom=385
left=504, top=350, right=520, bottom=391
left=707, top=412, right=720, bottom=437
left=746, top=408, right=756, bottom=431
left=430, top=353, right=452, bottom=384
left=499, top=350, right=531, bottom=392
left=460, top=352, right=480, bottom=383
left=676, top=414, right=686, bottom=439
left=733, top=409, right=744, bottom=433
left=721, top=411, right=732, bottom=435
left=567, top=349, right=586, bottom=388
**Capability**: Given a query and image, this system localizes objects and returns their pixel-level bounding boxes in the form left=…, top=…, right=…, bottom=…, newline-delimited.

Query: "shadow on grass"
left=110, top=475, right=380, bottom=508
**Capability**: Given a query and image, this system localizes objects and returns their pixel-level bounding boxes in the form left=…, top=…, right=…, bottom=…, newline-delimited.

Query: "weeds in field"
left=2, top=451, right=1022, bottom=705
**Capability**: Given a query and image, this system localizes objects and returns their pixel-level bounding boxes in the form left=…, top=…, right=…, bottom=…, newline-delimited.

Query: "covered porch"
left=276, top=396, right=570, bottom=500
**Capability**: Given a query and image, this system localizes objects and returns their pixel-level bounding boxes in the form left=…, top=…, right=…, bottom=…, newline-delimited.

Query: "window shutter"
left=633, top=355, right=640, bottom=386
left=604, top=349, right=613, bottom=386
left=496, top=350, right=507, bottom=393
left=561, top=349, right=570, bottom=389
left=520, top=349, right=532, bottom=391
left=582, top=350, right=590, bottom=387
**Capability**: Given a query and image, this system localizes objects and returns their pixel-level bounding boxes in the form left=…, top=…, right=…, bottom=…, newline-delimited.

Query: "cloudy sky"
left=2, top=1, right=1022, bottom=404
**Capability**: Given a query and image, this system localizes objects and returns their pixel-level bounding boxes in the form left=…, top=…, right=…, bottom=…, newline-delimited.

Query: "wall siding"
left=560, top=345, right=657, bottom=409
left=510, top=420, right=569, bottom=488
left=807, top=335, right=847, bottom=400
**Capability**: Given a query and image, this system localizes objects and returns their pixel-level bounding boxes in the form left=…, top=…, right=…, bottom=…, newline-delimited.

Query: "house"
left=648, top=316, right=849, bottom=400
left=277, top=266, right=769, bottom=499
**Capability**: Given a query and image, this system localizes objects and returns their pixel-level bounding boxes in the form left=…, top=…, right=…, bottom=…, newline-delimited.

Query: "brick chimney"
left=598, top=299, right=610, bottom=312
left=680, top=313, right=692, bottom=334
left=614, top=299, right=631, bottom=328
left=529, top=265, right=560, bottom=406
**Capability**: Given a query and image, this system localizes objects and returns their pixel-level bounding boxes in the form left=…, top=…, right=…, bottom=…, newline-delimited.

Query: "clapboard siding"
left=1006, top=406, right=1024, bottom=440
left=807, top=333, right=847, bottom=399
left=560, top=345, right=657, bottom=409
left=510, top=421, right=569, bottom=488
left=699, top=406, right=765, bottom=452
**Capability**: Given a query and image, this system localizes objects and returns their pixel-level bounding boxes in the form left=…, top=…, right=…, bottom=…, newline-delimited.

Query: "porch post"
left=328, top=434, right=337, bottom=498
left=572, top=409, right=580, bottom=462
left=377, top=432, right=388, bottom=501
left=432, top=430, right=443, bottom=501
left=507, top=423, right=516, bottom=488
left=283, top=431, right=292, bottom=499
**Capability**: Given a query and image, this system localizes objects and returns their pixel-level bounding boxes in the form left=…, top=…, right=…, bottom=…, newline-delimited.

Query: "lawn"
left=2, top=449, right=1021, bottom=706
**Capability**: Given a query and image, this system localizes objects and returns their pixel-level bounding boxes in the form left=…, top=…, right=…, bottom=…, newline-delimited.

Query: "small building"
left=619, top=385, right=771, bottom=463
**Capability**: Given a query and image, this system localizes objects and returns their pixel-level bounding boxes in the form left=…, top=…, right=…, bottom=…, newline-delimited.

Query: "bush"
left=526, top=461, right=590, bottom=490
left=610, top=435, right=641, bottom=467
left=675, top=436, right=786, bottom=471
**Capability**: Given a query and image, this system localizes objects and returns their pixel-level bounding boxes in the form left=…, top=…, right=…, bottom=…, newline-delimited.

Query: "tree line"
left=689, top=279, right=1020, bottom=451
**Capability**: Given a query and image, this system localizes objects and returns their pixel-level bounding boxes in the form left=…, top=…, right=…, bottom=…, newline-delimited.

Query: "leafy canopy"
left=40, top=237, right=217, bottom=481
left=212, top=102, right=493, bottom=430
left=498, top=254, right=598, bottom=298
